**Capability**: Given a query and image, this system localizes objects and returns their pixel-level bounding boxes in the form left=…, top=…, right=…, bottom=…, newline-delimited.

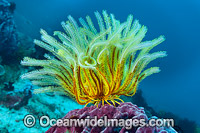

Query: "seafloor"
left=0, top=0, right=199, bottom=132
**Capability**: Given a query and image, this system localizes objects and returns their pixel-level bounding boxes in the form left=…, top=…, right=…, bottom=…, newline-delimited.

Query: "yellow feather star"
left=21, top=11, right=167, bottom=107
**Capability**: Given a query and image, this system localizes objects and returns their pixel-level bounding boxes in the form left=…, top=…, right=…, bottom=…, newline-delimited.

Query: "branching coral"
left=21, top=11, right=166, bottom=107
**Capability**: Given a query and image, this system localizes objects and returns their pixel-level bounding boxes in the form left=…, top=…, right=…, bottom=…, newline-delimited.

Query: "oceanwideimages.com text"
left=24, top=114, right=174, bottom=129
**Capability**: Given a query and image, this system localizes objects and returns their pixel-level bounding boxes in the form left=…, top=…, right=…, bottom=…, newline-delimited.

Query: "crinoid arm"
left=21, top=10, right=167, bottom=107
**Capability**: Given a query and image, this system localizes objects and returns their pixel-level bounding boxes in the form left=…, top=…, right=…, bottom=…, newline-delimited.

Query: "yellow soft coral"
left=21, top=11, right=167, bottom=107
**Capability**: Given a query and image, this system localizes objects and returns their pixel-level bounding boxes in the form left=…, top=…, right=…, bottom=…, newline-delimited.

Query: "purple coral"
left=46, top=102, right=176, bottom=133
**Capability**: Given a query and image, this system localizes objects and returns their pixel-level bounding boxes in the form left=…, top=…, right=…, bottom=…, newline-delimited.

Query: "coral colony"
left=21, top=11, right=175, bottom=132
left=0, top=0, right=17, bottom=56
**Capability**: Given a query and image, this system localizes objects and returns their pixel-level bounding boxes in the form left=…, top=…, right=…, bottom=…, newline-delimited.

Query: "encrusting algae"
left=21, top=11, right=167, bottom=107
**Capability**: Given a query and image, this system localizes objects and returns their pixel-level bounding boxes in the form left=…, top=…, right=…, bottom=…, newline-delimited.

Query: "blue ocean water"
left=3, top=0, right=200, bottom=132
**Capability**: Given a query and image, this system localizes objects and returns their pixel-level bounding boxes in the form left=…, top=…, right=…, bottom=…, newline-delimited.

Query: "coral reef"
left=0, top=65, right=5, bottom=76
left=26, top=93, right=83, bottom=120
left=19, top=10, right=176, bottom=132
left=0, top=0, right=34, bottom=64
left=123, top=89, right=198, bottom=132
left=0, top=79, right=83, bottom=133
left=0, top=57, right=5, bottom=76
left=0, top=0, right=35, bottom=93
left=46, top=102, right=175, bottom=133
left=0, top=81, right=32, bottom=110
left=14, top=32, right=35, bottom=62
left=0, top=63, right=25, bottom=90
left=157, top=112, right=197, bottom=133
left=0, top=0, right=17, bottom=58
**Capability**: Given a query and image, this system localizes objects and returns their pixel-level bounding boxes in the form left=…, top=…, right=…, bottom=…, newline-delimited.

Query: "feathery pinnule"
left=21, top=10, right=167, bottom=107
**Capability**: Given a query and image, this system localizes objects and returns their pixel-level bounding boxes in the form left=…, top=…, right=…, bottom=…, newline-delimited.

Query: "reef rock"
left=0, top=0, right=17, bottom=57
left=46, top=102, right=176, bottom=133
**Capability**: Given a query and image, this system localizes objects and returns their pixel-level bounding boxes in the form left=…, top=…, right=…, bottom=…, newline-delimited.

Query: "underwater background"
left=0, top=0, right=200, bottom=132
